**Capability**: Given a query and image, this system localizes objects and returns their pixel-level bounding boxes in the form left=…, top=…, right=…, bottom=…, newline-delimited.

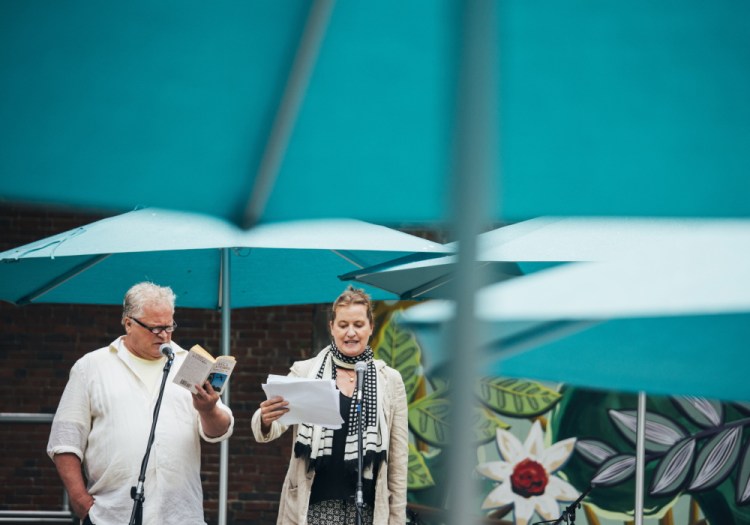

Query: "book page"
left=173, top=349, right=213, bottom=394
left=190, top=344, right=215, bottom=361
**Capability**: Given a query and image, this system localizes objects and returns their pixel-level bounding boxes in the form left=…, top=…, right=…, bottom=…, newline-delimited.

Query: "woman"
left=252, top=286, right=408, bottom=524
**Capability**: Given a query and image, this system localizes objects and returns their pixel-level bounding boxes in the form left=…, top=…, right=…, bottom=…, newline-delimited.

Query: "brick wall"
left=0, top=204, right=323, bottom=524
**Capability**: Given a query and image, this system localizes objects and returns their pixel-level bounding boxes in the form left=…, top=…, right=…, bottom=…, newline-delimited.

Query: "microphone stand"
left=533, top=485, right=592, bottom=525
left=355, top=384, right=364, bottom=525
left=129, top=352, right=174, bottom=525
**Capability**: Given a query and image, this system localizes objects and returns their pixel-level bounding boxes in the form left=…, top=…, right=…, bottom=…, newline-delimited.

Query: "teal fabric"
left=2, top=1, right=749, bottom=224
left=492, top=314, right=750, bottom=402
left=0, top=209, right=448, bottom=308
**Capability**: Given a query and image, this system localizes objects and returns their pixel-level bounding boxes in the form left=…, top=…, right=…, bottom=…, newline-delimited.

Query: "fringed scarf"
left=294, top=343, right=388, bottom=477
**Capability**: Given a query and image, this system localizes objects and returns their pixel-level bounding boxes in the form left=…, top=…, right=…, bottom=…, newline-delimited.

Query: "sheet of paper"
left=262, top=375, right=343, bottom=428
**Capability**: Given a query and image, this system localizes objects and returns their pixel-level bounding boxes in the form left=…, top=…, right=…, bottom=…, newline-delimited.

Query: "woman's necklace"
left=339, top=368, right=355, bottom=383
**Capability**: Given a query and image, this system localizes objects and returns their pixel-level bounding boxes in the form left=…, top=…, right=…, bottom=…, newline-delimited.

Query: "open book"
left=173, top=345, right=236, bottom=395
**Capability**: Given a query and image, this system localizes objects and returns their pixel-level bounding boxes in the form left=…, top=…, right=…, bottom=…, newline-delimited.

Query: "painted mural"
left=370, top=302, right=750, bottom=525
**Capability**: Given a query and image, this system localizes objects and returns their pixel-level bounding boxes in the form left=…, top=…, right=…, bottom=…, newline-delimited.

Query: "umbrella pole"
left=218, top=248, right=231, bottom=525
left=634, top=391, right=646, bottom=525
left=446, top=1, right=498, bottom=523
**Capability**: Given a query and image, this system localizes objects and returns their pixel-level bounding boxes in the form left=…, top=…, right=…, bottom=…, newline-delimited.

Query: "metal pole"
left=447, top=1, right=498, bottom=524
left=634, top=391, right=646, bottom=525
left=242, top=0, right=335, bottom=228
left=218, top=248, right=231, bottom=525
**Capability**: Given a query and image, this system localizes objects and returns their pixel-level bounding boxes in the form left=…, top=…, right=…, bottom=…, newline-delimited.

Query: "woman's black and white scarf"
left=294, top=342, right=387, bottom=477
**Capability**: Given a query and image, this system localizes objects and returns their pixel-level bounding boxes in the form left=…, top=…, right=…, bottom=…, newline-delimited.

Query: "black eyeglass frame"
left=129, top=316, right=177, bottom=335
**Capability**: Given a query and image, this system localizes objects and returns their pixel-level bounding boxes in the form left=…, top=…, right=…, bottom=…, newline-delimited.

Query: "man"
left=47, top=282, right=234, bottom=525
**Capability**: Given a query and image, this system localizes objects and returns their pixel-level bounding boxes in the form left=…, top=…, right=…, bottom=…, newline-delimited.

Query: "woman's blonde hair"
left=330, top=285, right=373, bottom=325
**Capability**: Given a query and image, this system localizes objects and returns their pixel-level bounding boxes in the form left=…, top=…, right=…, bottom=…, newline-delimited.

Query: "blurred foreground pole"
left=446, top=0, right=498, bottom=523
left=219, top=249, right=231, bottom=525
left=634, top=392, right=647, bottom=525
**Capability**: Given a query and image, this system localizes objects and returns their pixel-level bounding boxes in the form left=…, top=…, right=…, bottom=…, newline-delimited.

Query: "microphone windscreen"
left=354, top=361, right=367, bottom=373
left=160, top=343, right=174, bottom=358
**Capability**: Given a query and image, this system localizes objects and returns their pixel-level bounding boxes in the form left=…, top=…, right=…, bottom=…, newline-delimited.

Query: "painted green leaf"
left=735, top=437, right=750, bottom=505
left=672, top=396, right=723, bottom=428
left=430, top=376, right=449, bottom=396
left=409, top=396, right=450, bottom=447
left=475, top=377, right=561, bottom=417
left=474, top=407, right=511, bottom=444
left=374, top=317, right=422, bottom=402
left=609, top=409, right=686, bottom=453
left=409, top=394, right=509, bottom=447
left=689, top=426, right=742, bottom=491
left=407, top=443, right=436, bottom=490
left=591, top=454, right=636, bottom=487
left=575, top=439, right=618, bottom=466
left=650, top=439, right=696, bottom=496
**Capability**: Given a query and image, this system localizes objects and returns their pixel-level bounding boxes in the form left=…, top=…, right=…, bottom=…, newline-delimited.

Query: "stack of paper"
left=261, top=375, right=344, bottom=429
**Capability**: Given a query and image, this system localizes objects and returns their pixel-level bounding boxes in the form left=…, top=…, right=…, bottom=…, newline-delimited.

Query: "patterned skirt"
left=307, top=499, right=374, bottom=525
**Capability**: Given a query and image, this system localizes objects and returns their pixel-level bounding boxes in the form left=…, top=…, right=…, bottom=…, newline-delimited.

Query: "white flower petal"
left=524, top=421, right=545, bottom=459
left=534, top=494, right=561, bottom=519
left=541, top=437, right=577, bottom=473
left=496, top=427, right=525, bottom=463
left=545, top=476, right=580, bottom=502
left=476, top=461, right=512, bottom=482
left=484, top=422, right=582, bottom=525
left=513, top=495, right=536, bottom=525
left=481, top=483, right=513, bottom=510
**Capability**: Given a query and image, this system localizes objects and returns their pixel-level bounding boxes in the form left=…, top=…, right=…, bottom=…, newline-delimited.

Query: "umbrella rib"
left=331, top=249, right=368, bottom=270
left=403, top=274, right=457, bottom=300
left=242, top=0, right=335, bottom=228
left=338, top=252, right=452, bottom=281
left=17, top=254, right=112, bottom=305
left=403, top=261, right=518, bottom=299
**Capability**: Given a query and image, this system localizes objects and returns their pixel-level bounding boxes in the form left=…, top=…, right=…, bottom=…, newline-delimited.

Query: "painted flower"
left=477, top=421, right=579, bottom=525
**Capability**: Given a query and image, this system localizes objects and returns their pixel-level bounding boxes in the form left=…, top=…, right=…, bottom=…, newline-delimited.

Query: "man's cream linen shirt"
left=48, top=337, right=234, bottom=525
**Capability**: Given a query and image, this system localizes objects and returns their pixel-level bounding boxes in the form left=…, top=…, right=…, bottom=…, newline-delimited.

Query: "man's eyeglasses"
left=129, top=317, right=177, bottom=335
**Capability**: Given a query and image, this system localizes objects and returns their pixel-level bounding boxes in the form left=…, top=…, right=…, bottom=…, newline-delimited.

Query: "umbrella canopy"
left=341, top=216, right=750, bottom=298
left=400, top=249, right=750, bottom=402
left=400, top=251, right=750, bottom=523
left=0, top=208, right=449, bottom=308
left=0, top=207, right=449, bottom=525
left=2, top=1, right=750, bottom=225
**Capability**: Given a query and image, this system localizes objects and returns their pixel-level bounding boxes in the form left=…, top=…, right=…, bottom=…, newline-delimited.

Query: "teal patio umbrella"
left=400, top=254, right=750, bottom=402
left=0, top=207, right=449, bottom=524
left=395, top=216, right=750, bottom=400
left=399, top=229, right=750, bottom=524
left=341, top=216, right=748, bottom=299
left=403, top=256, right=750, bottom=523
left=0, top=208, right=448, bottom=308
left=4, top=3, right=750, bottom=523
left=1, top=1, right=749, bottom=226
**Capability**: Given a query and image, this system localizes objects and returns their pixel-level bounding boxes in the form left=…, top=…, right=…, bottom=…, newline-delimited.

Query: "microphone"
left=354, top=361, right=367, bottom=401
left=160, top=343, right=174, bottom=361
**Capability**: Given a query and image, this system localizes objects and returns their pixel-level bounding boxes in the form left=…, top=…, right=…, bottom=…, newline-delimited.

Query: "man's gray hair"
left=122, top=282, right=176, bottom=325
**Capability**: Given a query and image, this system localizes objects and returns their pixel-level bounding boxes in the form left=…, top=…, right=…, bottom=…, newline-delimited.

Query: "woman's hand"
left=259, top=396, right=289, bottom=432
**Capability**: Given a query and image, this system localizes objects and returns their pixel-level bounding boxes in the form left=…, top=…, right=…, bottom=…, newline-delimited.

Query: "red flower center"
left=510, top=458, right=549, bottom=498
